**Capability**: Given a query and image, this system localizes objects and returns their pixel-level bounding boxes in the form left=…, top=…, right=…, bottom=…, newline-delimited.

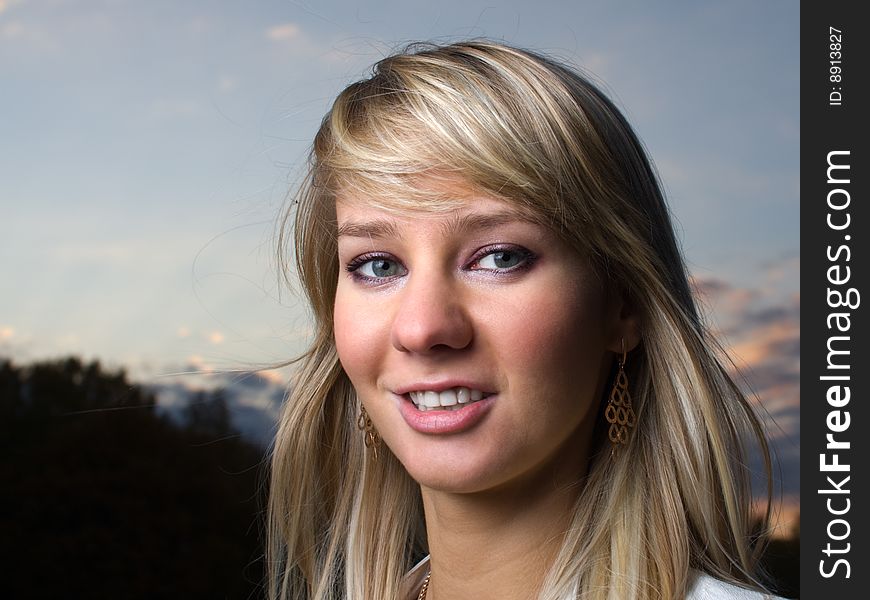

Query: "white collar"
left=401, top=556, right=782, bottom=600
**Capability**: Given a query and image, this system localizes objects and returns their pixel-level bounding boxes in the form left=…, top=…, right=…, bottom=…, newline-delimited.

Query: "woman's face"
left=334, top=177, right=632, bottom=494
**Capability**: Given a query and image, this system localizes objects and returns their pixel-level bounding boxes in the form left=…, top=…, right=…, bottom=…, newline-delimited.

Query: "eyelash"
left=345, top=245, right=537, bottom=284
left=345, top=253, right=405, bottom=283
left=470, top=245, right=536, bottom=273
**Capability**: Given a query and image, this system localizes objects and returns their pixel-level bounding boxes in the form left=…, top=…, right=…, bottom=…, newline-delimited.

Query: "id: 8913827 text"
left=829, top=27, right=843, bottom=106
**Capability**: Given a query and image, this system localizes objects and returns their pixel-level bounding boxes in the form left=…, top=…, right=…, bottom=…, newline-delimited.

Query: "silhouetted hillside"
left=0, top=357, right=267, bottom=599
left=151, top=368, right=285, bottom=447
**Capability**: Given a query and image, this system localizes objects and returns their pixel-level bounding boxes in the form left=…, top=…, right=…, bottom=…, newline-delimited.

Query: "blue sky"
left=1, top=0, right=798, bottom=512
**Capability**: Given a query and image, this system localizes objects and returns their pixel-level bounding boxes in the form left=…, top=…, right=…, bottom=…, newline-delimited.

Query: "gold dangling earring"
left=605, top=339, right=636, bottom=458
left=357, top=404, right=380, bottom=459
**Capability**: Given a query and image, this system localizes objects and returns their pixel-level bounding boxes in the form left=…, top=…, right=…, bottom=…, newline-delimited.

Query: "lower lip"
left=397, top=393, right=495, bottom=434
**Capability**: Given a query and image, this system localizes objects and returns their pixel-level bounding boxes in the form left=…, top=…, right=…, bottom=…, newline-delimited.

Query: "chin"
left=411, top=471, right=500, bottom=495
left=393, top=449, right=520, bottom=495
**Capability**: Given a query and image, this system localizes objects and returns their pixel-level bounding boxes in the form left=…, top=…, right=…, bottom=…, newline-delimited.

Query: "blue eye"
left=347, top=255, right=406, bottom=280
left=474, top=247, right=534, bottom=271
left=362, top=258, right=401, bottom=278
left=477, top=250, right=523, bottom=269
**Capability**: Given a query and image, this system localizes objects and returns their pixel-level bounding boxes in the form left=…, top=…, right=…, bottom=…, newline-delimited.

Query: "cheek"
left=488, top=282, right=611, bottom=444
left=489, top=283, right=608, bottom=374
left=333, top=284, right=391, bottom=398
left=333, top=290, right=381, bottom=388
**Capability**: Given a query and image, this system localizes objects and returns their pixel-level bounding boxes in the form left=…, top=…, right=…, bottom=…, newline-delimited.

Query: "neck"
left=420, top=435, right=592, bottom=599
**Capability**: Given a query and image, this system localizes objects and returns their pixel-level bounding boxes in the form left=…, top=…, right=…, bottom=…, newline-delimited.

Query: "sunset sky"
left=1, top=0, right=799, bottom=518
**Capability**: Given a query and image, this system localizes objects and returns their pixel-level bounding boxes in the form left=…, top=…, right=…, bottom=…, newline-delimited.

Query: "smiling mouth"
left=407, top=387, right=491, bottom=411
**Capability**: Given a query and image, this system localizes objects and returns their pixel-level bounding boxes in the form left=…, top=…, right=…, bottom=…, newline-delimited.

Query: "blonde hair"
left=269, top=41, right=771, bottom=599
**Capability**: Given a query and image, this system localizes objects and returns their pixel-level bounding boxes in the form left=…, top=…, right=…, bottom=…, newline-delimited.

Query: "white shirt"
left=400, top=556, right=784, bottom=599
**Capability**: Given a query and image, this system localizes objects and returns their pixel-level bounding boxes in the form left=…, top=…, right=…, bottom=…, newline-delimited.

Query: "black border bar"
left=801, top=2, right=868, bottom=597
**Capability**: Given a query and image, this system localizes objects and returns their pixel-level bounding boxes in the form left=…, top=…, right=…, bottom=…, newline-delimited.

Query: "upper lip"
left=392, top=379, right=496, bottom=395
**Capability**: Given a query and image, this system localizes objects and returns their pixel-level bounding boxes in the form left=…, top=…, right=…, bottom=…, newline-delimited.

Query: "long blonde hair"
left=269, top=41, right=771, bottom=599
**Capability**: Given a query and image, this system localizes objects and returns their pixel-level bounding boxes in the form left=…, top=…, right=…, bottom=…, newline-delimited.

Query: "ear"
left=605, top=289, right=641, bottom=355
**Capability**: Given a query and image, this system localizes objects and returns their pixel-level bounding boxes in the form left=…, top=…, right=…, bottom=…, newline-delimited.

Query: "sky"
left=1, top=0, right=799, bottom=521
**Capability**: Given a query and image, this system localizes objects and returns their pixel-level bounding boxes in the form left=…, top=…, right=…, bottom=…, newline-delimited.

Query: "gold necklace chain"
left=417, top=570, right=431, bottom=600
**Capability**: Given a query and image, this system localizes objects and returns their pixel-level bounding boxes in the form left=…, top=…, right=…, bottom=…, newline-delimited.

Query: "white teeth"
left=424, top=391, right=440, bottom=408
left=407, top=387, right=488, bottom=411
left=456, top=388, right=469, bottom=404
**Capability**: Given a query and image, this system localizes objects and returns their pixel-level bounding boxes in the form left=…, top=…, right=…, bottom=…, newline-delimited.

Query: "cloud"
left=755, top=493, right=800, bottom=539
left=0, top=326, right=36, bottom=356
left=691, top=275, right=757, bottom=322
left=577, top=52, right=611, bottom=76
left=728, top=308, right=799, bottom=370
left=266, top=22, right=301, bottom=42
left=695, top=273, right=800, bottom=412
left=0, top=5, right=113, bottom=52
left=0, top=18, right=24, bottom=40
left=262, top=20, right=344, bottom=62
left=217, top=74, right=237, bottom=94
left=0, top=0, right=22, bottom=16
left=761, top=255, right=801, bottom=290
left=185, top=355, right=213, bottom=373
left=148, top=363, right=290, bottom=446
left=691, top=259, right=800, bottom=499
left=55, top=332, right=81, bottom=348
left=257, top=367, right=288, bottom=385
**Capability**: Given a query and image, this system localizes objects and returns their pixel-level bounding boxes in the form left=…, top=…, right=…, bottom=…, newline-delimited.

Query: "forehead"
left=334, top=175, right=544, bottom=234
left=335, top=195, right=543, bottom=243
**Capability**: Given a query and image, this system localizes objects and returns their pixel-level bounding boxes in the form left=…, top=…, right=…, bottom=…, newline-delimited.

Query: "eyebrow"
left=336, top=210, right=540, bottom=240
left=336, top=219, right=401, bottom=240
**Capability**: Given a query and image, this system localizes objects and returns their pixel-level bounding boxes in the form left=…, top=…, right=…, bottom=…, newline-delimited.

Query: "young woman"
left=269, top=41, right=781, bottom=600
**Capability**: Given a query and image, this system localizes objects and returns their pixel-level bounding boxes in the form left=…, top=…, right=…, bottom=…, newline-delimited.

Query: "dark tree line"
left=0, top=357, right=268, bottom=599
left=757, top=518, right=800, bottom=599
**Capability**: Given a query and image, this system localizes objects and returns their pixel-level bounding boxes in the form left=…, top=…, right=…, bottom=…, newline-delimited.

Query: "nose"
left=390, top=270, right=473, bottom=354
